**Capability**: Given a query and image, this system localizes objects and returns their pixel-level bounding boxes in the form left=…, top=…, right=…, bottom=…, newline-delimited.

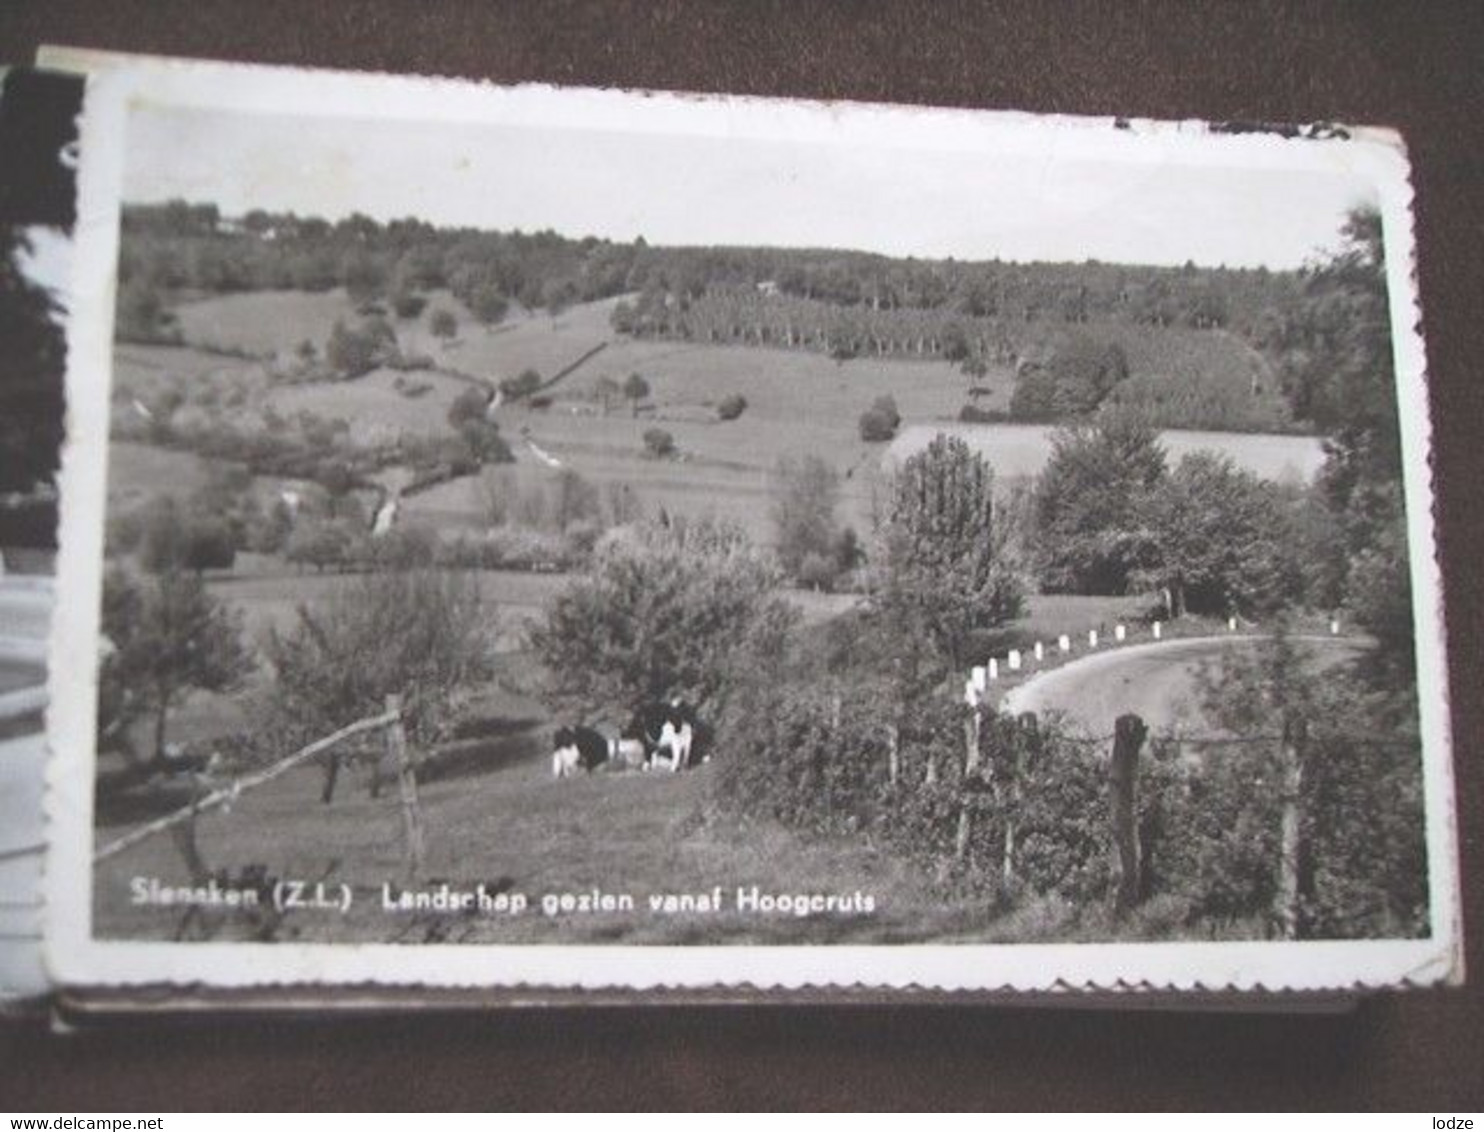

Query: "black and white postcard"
left=38, top=52, right=1461, bottom=996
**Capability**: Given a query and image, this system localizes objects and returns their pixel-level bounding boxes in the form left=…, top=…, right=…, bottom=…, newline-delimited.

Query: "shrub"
left=498, top=368, right=542, bottom=400
left=466, top=283, right=508, bottom=325
left=796, top=552, right=838, bottom=592
left=325, top=318, right=398, bottom=379
left=392, top=291, right=427, bottom=319
left=857, top=395, right=900, bottom=442
left=434, top=528, right=581, bottom=572
left=958, top=403, right=1009, bottom=424
left=772, top=455, right=841, bottom=580
left=341, top=249, right=386, bottom=305
left=1010, top=334, right=1129, bottom=421
left=369, top=526, right=437, bottom=570
left=284, top=519, right=356, bottom=573
left=115, top=278, right=179, bottom=344
left=457, top=419, right=514, bottom=465
left=447, top=385, right=492, bottom=427
left=137, top=498, right=237, bottom=574
left=387, top=351, right=434, bottom=371
left=429, top=308, right=458, bottom=338
left=643, top=427, right=676, bottom=459
left=717, top=393, right=748, bottom=421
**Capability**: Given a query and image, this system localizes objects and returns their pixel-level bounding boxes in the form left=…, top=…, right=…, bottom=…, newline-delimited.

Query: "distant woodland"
left=116, top=201, right=1365, bottom=436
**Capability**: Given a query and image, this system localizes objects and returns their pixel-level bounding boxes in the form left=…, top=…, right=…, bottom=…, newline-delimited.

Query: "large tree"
left=1010, top=333, right=1130, bottom=420
left=135, top=495, right=238, bottom=575
left=874, top=433, right=1023, bottom=683
left=1134, top=451, right=1301, bottom=618
left=264, top=568, right=495, bottom=754
left=1268, top=208, right=1413, bottom=678
left=98, top=567, right=252, bottom=766
left=622, top=372, right=650, bottom=418
left=1031, top=410, right=1167, bottom=594
left=771, top=455, right=842, bottom=581
left=529, top=517, right=798, bottom=719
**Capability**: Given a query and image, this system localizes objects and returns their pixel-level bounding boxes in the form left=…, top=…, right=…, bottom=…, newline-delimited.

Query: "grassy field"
left=91, top=734, right=1000, bottom=946
left=173, top=289, right=366, bottom=356
left=210, top=566, right=569, bottom=651
left=107, top=441, right=222, bottom=511
left=890, top=423, right=1326, bottom=484
left=208, top=565, right=855, bottom=657
left=117, top=292, right=1322, bottom=546
left=268, top=367, right=475, bottom=445
left=87, top=567, right=1231, bottom=948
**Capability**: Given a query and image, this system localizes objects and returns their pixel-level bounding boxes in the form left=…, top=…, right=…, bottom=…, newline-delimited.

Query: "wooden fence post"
left=169, top=798, right=210, bottom=884
left=954, top=706, right=982, bottom=862
left=964, top=706, right=982, bottom=776
left=385, top=695, right=425, bottom=881
left=1003, top=714, right=1039, bottom=891
left=321, top=752, right=341, bottom=805
left=1109, top=713, right=1147, bottom=919
left=1276, top=715, right=1310, bottom=940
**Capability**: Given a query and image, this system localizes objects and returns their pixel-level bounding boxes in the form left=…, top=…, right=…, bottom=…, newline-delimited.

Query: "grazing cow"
left=658, top=718, right=693, bottom=772
left=551, top=725, right=609, bottom=779
left=628, top=700, right=703, bottom=772
left=627, top=703, right=675, bottom=772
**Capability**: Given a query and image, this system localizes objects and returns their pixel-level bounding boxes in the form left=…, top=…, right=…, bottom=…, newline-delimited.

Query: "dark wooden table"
left=0, top=1, right=1479, bottom=1110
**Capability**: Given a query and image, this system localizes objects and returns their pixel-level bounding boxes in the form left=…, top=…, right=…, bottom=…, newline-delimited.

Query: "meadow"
left=116, top=290, right=1325, bottom=547
left=91, top=748, right=1016, bottom=946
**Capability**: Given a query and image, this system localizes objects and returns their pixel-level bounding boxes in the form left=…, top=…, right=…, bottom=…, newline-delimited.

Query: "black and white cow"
left=551, top=725, right=609, bottom=779
left=628, top=700, right=702, bottom=772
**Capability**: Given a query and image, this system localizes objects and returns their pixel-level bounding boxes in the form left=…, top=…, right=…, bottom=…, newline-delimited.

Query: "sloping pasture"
left=173, top=289, right=364, bottom=356
left=265, top=367, right=475, bottom=444
left=90, top=745, right=963, bottom=946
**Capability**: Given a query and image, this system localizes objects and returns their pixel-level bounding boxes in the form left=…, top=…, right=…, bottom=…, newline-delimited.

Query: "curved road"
left=999, top=634, right=1368, bottom=736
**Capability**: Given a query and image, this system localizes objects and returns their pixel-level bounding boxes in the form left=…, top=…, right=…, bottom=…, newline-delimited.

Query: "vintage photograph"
left=42, top=61, right=1458, bottom=992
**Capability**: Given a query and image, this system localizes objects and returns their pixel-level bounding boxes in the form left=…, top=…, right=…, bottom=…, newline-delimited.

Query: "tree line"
left=119, top=199, right=1303, bottom=340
